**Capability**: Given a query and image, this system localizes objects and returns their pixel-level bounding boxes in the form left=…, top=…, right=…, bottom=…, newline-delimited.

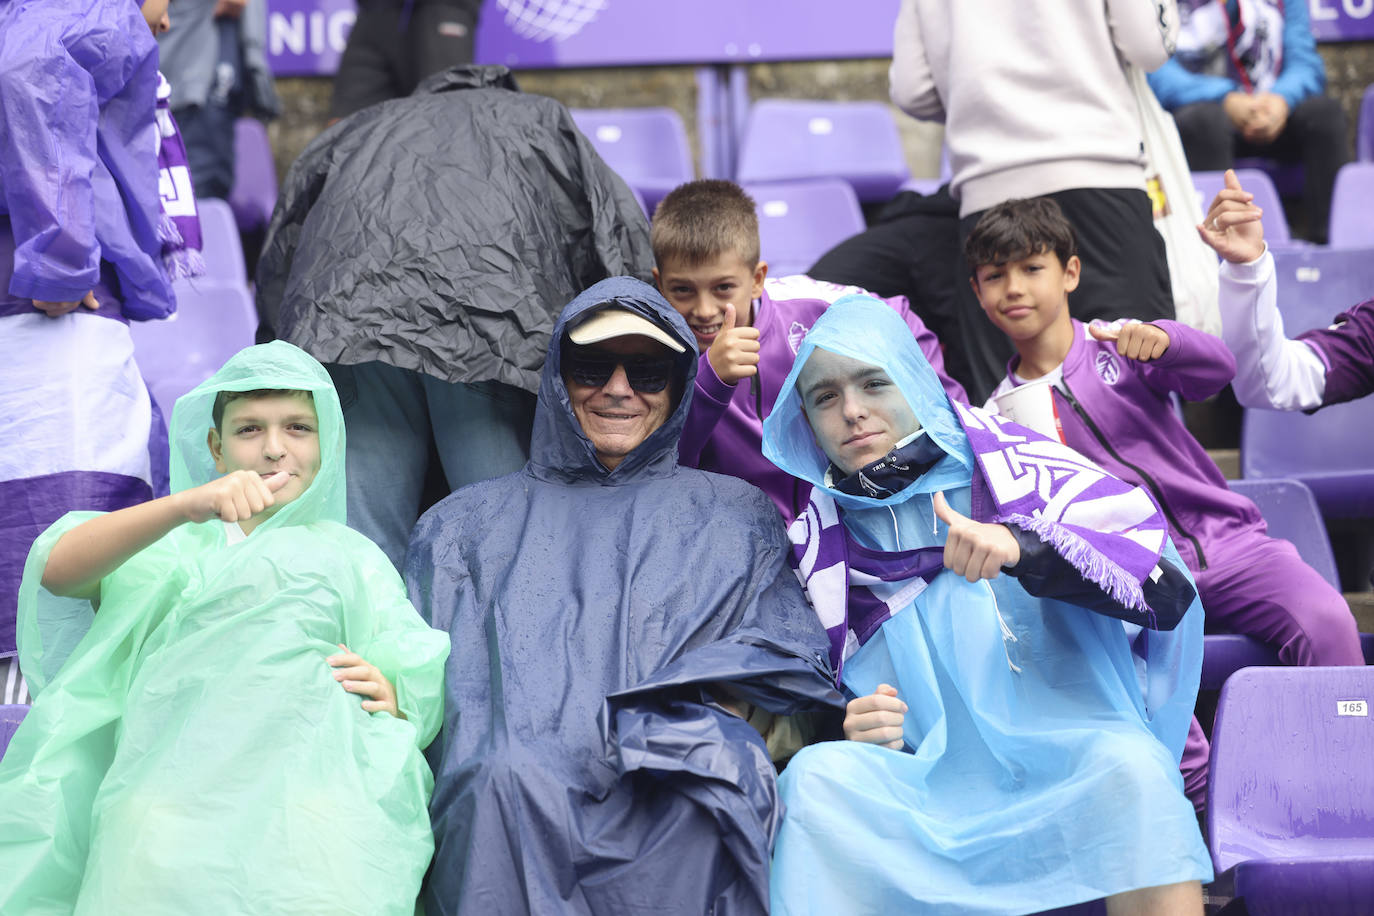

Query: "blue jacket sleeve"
left=1147, top=57, right=1238, bottom=110
left=0, top=24, right=101, bottom=302
left=1271, top=0, right=1326, bottom=111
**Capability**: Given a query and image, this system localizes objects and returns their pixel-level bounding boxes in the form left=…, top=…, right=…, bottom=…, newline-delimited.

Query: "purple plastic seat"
left=1270, top=246, right=1374, bottom=330
left=1241, top=248, right=1374, bottom=517
left=742, top=178, right=866, bottom=277
left=1233, top=156, right=1304, bottom=197
left=898, top=176, right=943, bottom=196
left=570, top=107, right=693, bottom=214
left=1328, top=162, right=1374, bottom=247
left=1201, top=635, right=1281, bottom=692
left=1241, top=392, right=1374, bottom=519
left=1208, top=666, right=1374, bottom=915
left=0, top=704, right=26, bottom=761
left=196, top=198, right=248, bottom=286
left=1192, top=168, right=1294, bottom=246
left=1358, top=84, right=1374, bottom=163
left=130, top=282, right=258, bottom=416
left=1227, top=478, right=1340, bottom=588
left=227, top=118, right=278, bottom=233
left=736, top=100, right=910, bottom=202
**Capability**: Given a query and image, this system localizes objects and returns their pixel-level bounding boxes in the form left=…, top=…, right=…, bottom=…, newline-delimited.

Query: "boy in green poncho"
left=0, top=341, right=449, bottom=915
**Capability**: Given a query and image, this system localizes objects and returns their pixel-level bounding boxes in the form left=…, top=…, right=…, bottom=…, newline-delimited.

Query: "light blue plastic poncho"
left=0, top=341, right=449, bottom=915
left=761, top=298, right=1213, bottom=914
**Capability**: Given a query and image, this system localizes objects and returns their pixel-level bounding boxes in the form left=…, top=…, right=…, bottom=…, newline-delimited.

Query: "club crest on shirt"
left=788, top=322, right=810, bottom=355
left=1095, top=350, right=1121, bottom=385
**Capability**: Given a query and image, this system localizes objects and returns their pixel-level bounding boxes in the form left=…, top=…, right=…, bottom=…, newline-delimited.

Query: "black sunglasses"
left=564, top=350, right=676, bottom=393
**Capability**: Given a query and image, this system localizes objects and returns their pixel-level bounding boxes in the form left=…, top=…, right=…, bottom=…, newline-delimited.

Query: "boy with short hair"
left=0, top=341, right=449, bottom=914
left=653, top=179, right=965, bottom=521
left=969, top=196, right=1363, bottom=807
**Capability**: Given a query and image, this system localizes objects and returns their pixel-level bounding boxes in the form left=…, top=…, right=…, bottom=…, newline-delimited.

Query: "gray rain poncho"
left=256, top=65, right=653, bottom=394
left=0, top=342, right=449, bottom=914
left=406, top=277, right=843, bottom=915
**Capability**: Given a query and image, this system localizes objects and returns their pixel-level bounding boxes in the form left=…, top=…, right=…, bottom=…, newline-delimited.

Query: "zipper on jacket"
left=1058, top=377, right=1207, bottom=570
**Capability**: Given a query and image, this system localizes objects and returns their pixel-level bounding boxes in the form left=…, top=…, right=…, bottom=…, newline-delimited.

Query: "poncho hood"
left=762, top=294, right=976, bottom=512
left=530, top=276, right=698, bottom=484
left=171, top=340, right=346, bottom=530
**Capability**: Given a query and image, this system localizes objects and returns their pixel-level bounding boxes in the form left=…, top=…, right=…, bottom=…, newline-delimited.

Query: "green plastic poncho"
left=0, top=341, right=449, bottom=915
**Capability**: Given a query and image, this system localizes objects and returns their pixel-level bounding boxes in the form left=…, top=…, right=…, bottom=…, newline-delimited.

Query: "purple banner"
left=1309, top=0, right=1374, bottom=41
left=266, top=0, right=900, bottom=76
left=267, top=0, right=355, bottom=76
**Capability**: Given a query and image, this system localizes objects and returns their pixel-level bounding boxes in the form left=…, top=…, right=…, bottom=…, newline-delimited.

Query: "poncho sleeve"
left=340, top=529, right=449, bottom=749
left=0, top=20, right=104, bottom=301
left=17, top=511, right=184, bottom=698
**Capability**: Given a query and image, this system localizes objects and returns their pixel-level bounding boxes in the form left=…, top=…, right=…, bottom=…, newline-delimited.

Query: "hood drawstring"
left=930, top=493, right=1020, bottom=675
left=987, top=582, right=1022, bottom=674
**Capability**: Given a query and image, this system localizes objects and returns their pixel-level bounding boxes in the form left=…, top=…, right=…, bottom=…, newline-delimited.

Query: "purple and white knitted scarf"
left=788, top=402, right=1168, bottom=680
left=155, top=73, right=204, bottom=282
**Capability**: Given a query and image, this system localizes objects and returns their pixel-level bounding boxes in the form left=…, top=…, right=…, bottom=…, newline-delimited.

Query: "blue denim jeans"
left=327, top=361, right=535, bottom=570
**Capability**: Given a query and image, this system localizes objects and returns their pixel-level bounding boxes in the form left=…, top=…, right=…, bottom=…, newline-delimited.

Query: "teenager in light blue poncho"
left=761, top=296, right=1213, bottom=915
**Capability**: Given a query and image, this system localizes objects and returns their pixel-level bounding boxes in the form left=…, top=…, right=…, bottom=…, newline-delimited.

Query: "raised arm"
left=42, top=471, right=290, bottom=599
left=1200, top=169, right=1327, bottom=410
left=680, top=303, right=755, bottom=467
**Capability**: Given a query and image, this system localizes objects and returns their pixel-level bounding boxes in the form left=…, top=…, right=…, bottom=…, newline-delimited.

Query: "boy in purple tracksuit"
left=1201, top=169, right=1374, bottom=411
left=653, top=179, right=966, bottom=521
left=968, top=196, right=1362, bottom=809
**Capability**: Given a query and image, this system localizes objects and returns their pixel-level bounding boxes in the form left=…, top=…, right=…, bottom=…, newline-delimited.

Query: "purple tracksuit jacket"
left=1299, top=299, right=1374, bottom=408
left=678, top=275, right=967, bottom=521
left=995, top=319, right=1262, bottom=575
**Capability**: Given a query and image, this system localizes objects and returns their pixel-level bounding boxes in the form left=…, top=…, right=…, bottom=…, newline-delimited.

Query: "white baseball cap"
left=567, top=307, right=686, bottom=353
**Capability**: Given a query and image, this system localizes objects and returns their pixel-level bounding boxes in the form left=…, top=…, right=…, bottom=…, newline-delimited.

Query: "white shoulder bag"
left=1127, top=63, right=1222, bottom=336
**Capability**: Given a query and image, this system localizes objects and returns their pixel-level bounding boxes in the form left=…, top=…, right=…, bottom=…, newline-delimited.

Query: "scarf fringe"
left=1000, top=512, right=1155, bottom=625
left=158, top=213, right=205, bottom=281
left=157, top=211, right=185, bottom=248
left=163, top=247, right=206, bottom=283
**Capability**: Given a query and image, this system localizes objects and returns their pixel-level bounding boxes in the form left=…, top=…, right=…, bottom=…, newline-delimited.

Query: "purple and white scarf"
left=155, top=73, right=205, bottom=282
left=788, top=403, right=1168, bottom=681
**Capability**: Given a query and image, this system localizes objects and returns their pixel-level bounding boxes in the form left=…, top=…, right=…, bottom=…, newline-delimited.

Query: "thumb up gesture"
left=706, top=302, right=762, bottom=385
left=933, top=491, right=1020, bottom=582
